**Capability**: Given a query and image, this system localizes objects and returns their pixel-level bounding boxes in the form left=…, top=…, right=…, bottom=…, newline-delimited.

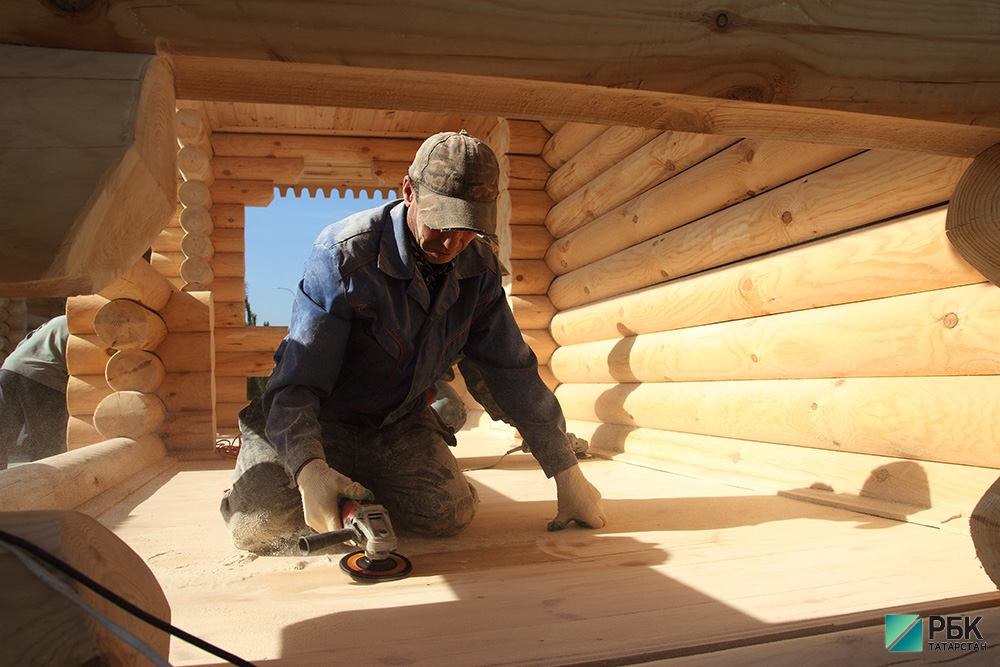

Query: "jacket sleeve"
left=262, top=243, right=353, bottom=483
left=461, top=273, right=578, bottom=478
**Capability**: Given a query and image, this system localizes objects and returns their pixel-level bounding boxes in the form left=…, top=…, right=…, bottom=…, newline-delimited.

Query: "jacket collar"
left=378, top=200, right=493, bottom=281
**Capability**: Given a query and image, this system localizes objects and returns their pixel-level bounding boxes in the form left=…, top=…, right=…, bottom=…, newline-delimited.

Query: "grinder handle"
left=298, top=527, right=357, bottom=556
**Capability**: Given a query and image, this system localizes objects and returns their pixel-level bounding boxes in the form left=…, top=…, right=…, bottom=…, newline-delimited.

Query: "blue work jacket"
left=262, top=201, right=577, bottom=482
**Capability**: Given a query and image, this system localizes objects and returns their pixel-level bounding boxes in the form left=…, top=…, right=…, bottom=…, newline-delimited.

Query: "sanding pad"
left=340, top=550, right=413, bottom=582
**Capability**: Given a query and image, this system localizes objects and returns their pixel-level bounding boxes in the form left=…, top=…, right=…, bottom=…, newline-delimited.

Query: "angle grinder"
left=298, top=499, right=413, bottom=582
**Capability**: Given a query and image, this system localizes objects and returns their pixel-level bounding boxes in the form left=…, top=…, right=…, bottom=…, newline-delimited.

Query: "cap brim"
left=418, top=190, right=497, bottom=236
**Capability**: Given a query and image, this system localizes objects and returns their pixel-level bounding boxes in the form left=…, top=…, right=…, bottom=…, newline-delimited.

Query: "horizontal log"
left=214, top=301, right=245, bottom=328
left=151, top=226, right=183, bottom=253
left=66, top=334, right=115, bottom=377
left=212, top=204, right=245, bottom=229
left=0, top=435, right=166, bottom=511
left=555, top=376, right=1000, bottom=468
left=509, top=190, right=553, bottom=225
left=106, top=349, right=165, bottom=393
left=208, top=279, right=245, bottom=304
left=550, top=152, right=972, bottom=310
left=509, top=260, right=554, bottom=295
left=159, top=226, right=241, bottom=254
left=545, top=132, right=737, bottom=239
left=178, top=179, right=212, bottom=209
left=216, top=402, right=244, bottom=430
left=541, top=122, right=609, bottom=169
left=158, top=410, right=215, bottom=451
left=212, top=134, right=422, bottom=162
left=209, top=179, right=274, bottom=207
left=180, top=231, right=214, bottom=260
left=66, top=415, right=102, bottom=450
left=97, top=259, right=174, bottom=313
left=214, top=326, right=287, bottom=353
left=546, top=126, right=662, bottom=202
left=510, top=225, right=553, bottom=259
left=550, top=283, right=1000, bottom=384
left=521, top=329, right=556, bottom=366
left=175, top=107, right=211, bottom=155
left=216, top=350, right=277, bottom=377
left=537, top=365, right=558, bottom=393
left=94, top=391, right=167, bottom=439
left=212, top=156, right=305, bottom=182
left=946, top=142, right=1000, bottom=287
left=179, top=205, right=214, bottom=234
left=507, top=120, right=550, bottom=155
left=154, top=372, right=215, bottom=412
left=157, top=289, right=213, bottom=333
left=65, top=295, right=106, bottom=334
left=180, top=256, right=214, bottom=285
left=550, top=207, right=983, bottom=346
left=155, top=251, right=243, bottom=279
left=67, top=375, right=111, bottom=417
left=507, top=155, right=550, bottom=190
left=546, top=139, right=861, bottom=275
left=567, top=420, right=999, bottom=526
left=177, top=145, right=213, bottom=184
left=510, top=295, right=556, bottom=330
left=94, top=299, right=167, bottom=351
left=216, top=376, right=250, bottom=405
left=70, top=332, right=213, bottom=375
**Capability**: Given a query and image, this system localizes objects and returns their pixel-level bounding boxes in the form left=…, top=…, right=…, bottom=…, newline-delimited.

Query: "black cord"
left=462, top=444, right=524, bottom=472
left=0, top=529, right=258, bottom=667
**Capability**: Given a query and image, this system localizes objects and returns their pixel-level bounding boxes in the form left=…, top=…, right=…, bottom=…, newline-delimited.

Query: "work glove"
left=548, top=464, right=607, bottom=531
left=296, top=458, right=374, bottom=533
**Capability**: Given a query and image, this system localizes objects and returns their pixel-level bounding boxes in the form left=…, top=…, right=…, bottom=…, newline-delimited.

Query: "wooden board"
left=94, top=430, right=998, bottom=666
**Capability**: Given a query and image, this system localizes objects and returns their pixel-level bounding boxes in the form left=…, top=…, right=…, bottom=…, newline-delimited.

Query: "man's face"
left=403, top=176, right=479, bottom=264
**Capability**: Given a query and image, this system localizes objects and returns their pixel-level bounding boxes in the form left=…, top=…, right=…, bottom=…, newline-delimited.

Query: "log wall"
left=543, top=127, right=999, bottom=530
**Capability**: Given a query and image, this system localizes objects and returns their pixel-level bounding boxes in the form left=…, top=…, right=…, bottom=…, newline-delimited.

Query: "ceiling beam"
left=3, top=0, right=999, bottom=129
left=171, top=55, right=1000, bottom=158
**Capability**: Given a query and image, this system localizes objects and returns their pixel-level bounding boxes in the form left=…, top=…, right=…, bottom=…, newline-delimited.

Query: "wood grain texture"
left=546, top=126, right=662, bottom=202
left=556, top=375, right=1000, bottom=468
left=551, top=283, right=1000, bottom=383
left=550, top=151, right=971, bottom=309
left=6, top=2, right=1000, bottom=128
left=946, top=142, right=1000, bottom=287
left=550, top=207, right=984, bottom=346
left=545, top=131, right=737, bottom=239
left=546, top=139, right=860, bottom=275
left=0, top=510, right=171, bottom=665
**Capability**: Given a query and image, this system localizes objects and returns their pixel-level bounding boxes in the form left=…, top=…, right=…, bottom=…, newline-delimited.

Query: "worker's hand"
left=548, top=464, right=607, bottom=531
left=296, top=458, right=373, bottom=533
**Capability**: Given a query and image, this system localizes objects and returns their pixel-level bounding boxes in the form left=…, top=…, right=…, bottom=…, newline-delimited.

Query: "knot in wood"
left=942, top=312, right=959, bottom=328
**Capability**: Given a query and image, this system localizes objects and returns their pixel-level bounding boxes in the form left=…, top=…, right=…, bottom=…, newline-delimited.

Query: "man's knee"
left=394, top=480, right=479, bottom=537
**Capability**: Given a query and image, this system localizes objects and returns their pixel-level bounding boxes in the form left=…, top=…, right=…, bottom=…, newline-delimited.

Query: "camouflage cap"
left=408, top=130, right=499, bottom=235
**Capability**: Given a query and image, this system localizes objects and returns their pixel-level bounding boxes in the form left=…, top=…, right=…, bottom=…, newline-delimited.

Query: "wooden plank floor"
left=96, top=428, right=1000, bottom=666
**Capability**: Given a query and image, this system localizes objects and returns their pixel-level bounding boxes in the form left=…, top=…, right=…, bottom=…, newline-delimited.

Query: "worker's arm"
left=263, top=241, right=370, bottom=532
left=462, top=262, right=605, bottom=529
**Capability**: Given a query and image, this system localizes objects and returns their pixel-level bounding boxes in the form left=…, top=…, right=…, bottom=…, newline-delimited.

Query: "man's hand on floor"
left=548, top=464, right=607, bottom=531
left=296, top=458, right=373, bottom=533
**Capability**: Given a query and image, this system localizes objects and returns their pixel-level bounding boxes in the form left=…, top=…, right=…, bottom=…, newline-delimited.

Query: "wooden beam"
left=0, top=436, right=166, bottom=512
left=0, top=46, right=177, bottom=296
left=165, top=55, right=1000, bottom=158
left=545, top=132, right=737, bottom=239
left=555, top=375, right=1000, bottom=468
left=546, top=127, right=662, bottom=202
left=550, top=207, right=984, bottom=347
left=0, top=510, right=171, bottom=665
left=947, top=142, right=1000, bottom=287
left=212, top=156, right=306, bottom=182
left=541, top=122, right=610, bottom=168
left=6, top=1, right=1000, bottom=128
left=546, top=139, right=861, bottom=276
left=550, top=151, right=972, bottom=310
left=211, top=133, right=423, bottom=162
left=551, top=283, right=1000, bottom=384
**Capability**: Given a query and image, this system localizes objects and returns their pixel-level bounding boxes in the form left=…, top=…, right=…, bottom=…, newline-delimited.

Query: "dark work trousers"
left=220, top=397, right=480, bottom=555
left=0, top=369, right=68, bottom=469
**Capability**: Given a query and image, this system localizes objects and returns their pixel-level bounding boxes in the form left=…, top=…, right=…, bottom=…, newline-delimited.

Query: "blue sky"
left=244, top=189, right=397, bottom=326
